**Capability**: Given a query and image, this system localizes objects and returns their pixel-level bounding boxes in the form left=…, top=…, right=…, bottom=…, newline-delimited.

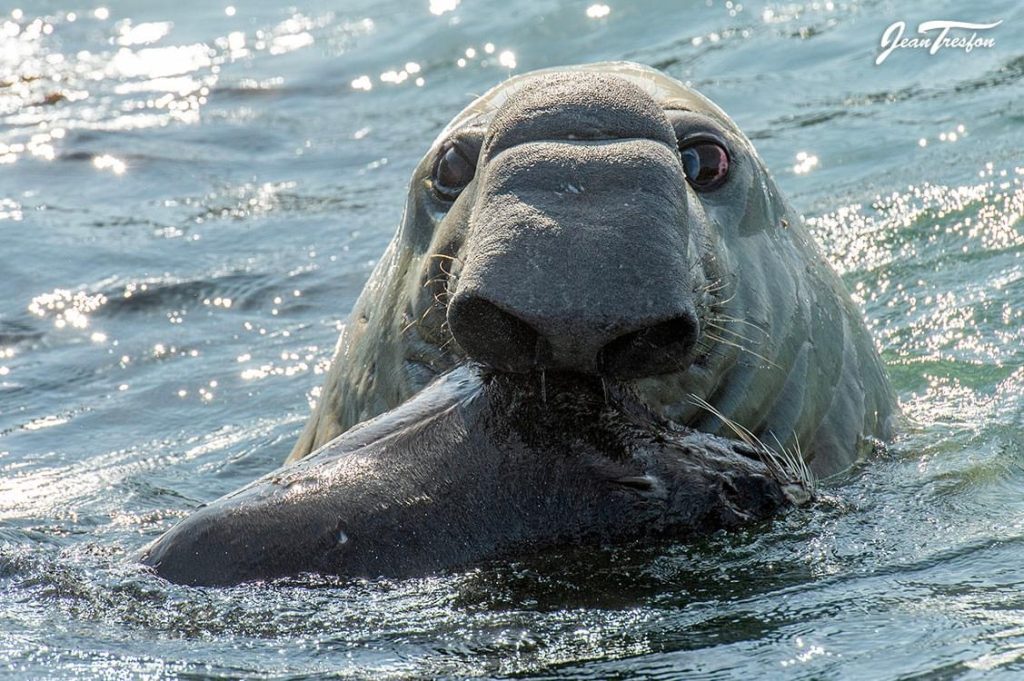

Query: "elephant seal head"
left=290, top=62, right=895, bottom=478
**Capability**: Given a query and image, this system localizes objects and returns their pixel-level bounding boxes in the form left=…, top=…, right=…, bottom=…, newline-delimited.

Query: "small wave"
left=98, top=272, right=279, bottom=316
left=0, top=319, right=44, bottom=348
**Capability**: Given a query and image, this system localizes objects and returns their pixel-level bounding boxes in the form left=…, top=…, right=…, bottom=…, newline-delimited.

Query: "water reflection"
left=0, top=6, right=378, bottom=168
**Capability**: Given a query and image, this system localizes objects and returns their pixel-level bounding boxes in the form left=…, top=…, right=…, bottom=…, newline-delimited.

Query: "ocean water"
left=1, top=0, right=1022, bottom=678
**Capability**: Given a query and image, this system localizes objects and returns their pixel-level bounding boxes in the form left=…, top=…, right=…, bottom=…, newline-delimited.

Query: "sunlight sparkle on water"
left=28, top=289, right=107, bottom=330
left=0, top=6, right=374, bottom=164
left=808, top=166, right=1023, bottom=420
left=269, top=14, right=318, bottom=55
left=0, top=199, right=22, bottom=220
left=806, top=171, right=1022, bottom=278
left=780, top=636, right=832, bottom=667
left=586, top=4, right=611, bottom=19
left=22, top=415, right=69, bottom=431
left=381, top=69, right=409, bottom=84
left=117, top=21, right=172, bottom=46
left=429, top=0, right=460, bottom=16
left=93, top=154, right=126, bottom=174
left=793, top=150, right=819, bottom=174
left=225, top=31, right=246, bottom=55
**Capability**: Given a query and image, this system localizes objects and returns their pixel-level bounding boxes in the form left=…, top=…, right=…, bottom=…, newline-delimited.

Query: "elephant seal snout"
left=448, top=73, right=700, bottom=377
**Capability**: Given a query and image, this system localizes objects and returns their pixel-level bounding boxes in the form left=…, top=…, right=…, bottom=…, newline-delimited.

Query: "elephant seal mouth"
left=480, top=366, right=676, bottom=429
left=479, top=366, right=812, bottom=498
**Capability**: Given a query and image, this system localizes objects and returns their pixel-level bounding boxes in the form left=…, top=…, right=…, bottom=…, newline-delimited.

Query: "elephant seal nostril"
left=447, top=294, right=545, bottom=372
left=598, top=314, right=699, bottom=379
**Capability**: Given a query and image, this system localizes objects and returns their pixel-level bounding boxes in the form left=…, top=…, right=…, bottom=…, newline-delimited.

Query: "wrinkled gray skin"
left=142, top=63, right=897, bottom=586
left=291, top=62, right=896, bottom=477
left=143, top=367, right=807, bottom=586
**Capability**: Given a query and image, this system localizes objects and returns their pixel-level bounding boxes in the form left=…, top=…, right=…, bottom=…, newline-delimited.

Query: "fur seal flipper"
left=141, top=367, right=807, bottom=586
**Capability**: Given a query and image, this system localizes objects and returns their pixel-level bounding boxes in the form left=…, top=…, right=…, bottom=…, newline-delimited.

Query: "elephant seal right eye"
left=679, top=139, right=730, bottom=191
left=432, top=141, right=476, bottom=201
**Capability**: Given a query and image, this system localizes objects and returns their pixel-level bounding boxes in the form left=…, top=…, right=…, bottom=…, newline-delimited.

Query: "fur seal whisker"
left=401, top=304, right=435, bottom=334
left=688, top=394, right=814, bottom=496
left=421, top=275, right=446, bottom=289
left=703, top=322, right=777, bottom=368
left=710, top=290, right=738, bottom=308
left=426, top=253, right=463, bottom=263
left=701, top=278, right=730, bottom=294
left=768, top=431, right=813, bottom=495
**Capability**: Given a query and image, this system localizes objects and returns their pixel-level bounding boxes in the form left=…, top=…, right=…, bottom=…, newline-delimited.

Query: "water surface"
left=1, top=0, right=1022, bottom=678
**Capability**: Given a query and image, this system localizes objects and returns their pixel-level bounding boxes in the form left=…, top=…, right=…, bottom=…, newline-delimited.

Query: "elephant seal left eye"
left=432, top=141, right=476, bottom=201
left=680, top=140, right=729, bottom=191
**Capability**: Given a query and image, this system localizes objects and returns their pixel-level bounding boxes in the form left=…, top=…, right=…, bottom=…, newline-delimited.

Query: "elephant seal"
left=290, top=61, right=895, bottom=478
left=142, top=366, right=810, bottom=586
left=141, top=62, right=896, bottom=585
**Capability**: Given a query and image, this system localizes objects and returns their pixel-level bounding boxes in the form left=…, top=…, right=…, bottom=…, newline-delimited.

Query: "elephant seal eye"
left=680, top=140, right=729, bottom=191
left=432, top=141, right=476, bottom=201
